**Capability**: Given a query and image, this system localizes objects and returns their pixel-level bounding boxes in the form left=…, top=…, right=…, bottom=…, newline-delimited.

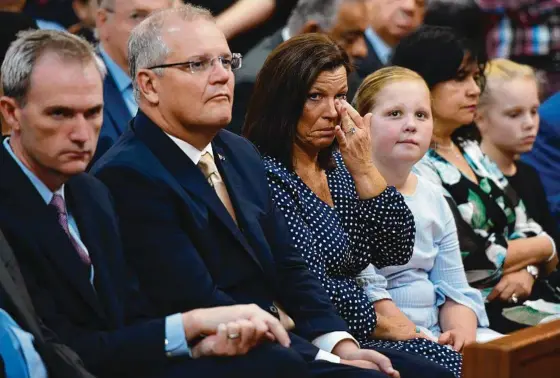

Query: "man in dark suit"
left=0, top=228, right=95, bottom=378
left=0, top=29, right=311, bottom=378
left=92, top=0, right=173, bottom=164
left=355, top=0, right=425, bottom=81
left=93, top=5, right=456, bottom=378
left=229, top=0, right=370, bottom=135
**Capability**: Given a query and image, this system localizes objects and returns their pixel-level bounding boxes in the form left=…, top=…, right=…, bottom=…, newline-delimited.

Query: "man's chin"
left=59, top=161, right=89, bottom=176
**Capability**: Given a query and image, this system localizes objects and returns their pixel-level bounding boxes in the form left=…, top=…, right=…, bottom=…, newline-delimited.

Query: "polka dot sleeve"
left=330, top=153, right=415, bottom=270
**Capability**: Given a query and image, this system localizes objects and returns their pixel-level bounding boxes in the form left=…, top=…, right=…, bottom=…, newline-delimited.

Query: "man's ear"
left=299, top=21, right=321, bottom=34
left=0, top=96, right=21, bottom=133
left=136, top=69, right=160, bottom=106
left=72, top=0, right=88, bottom=22
left=95, top=7, right=109, bottom=37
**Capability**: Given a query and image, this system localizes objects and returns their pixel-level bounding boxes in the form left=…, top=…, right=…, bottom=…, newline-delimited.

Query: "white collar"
left=165, top=133, right=213, bottom=165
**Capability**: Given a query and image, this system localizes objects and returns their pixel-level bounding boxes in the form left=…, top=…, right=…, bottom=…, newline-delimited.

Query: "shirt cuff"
left=312, top=331, right=359, bottom=353
left=165, top=313, right=191, bottom=358
left=315, top=350, right=341, bottom=363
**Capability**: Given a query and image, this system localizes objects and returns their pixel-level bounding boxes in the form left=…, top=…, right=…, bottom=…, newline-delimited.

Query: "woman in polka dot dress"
left=244, top=35, right=462, bottom=377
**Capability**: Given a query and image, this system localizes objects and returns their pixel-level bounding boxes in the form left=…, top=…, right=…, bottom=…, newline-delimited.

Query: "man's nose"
left=69, top=116, right=90, bottom=144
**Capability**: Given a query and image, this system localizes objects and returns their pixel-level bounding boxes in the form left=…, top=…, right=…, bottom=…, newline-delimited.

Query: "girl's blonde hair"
left=353, top=66, right=428, bottom=117
left=478, top=58, right=537, bottom=108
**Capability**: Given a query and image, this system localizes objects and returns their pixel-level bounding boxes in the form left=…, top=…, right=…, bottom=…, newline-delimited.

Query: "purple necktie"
left=49, top=194, right=91, bottom=266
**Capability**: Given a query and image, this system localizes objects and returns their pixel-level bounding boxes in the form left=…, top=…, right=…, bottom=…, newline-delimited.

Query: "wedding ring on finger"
left=509, top=293, right=519, bottom=304
left=345, top=127, right=356, bottom=135
left=227, top=333, right=240, bottom=340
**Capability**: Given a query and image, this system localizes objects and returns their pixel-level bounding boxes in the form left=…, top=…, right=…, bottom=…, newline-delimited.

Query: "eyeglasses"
left=147, top=54, right=243, bottom=74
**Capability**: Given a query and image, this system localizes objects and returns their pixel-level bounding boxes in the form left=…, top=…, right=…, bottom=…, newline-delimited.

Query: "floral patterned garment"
left=414, top=139, right=543, bottom=290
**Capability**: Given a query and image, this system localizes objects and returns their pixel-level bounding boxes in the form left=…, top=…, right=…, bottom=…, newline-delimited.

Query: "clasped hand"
left=184, top=304, right=290, bottom=358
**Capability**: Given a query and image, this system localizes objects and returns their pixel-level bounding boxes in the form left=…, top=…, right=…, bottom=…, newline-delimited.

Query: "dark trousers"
left=377, top=347, right=455, bottom=378
left=142, top=337, right=455, bottom=378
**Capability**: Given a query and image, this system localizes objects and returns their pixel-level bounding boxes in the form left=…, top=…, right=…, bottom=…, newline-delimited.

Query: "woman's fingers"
left=438, top=331, right=452, bottom=345
left=499, top=284, right=517, bottom=302
left=334, top=125, right=348, bottom=147
left=453, top=334, right=466, bottom=352
left=343, top=100, right=365, bottom=129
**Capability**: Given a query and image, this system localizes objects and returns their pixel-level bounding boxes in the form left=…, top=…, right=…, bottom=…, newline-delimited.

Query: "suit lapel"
left=133, top=113, right=263, bottom=269
left=0, top=147, right=105, bottom=320
left=213, top=144, right=265, bottom=270
left=66, top=180, right=118, bottom=324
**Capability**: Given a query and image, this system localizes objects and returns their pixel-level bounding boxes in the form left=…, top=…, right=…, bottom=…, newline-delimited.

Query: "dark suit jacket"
left=0, top=145, right=180, bottom=378
left=92, top=53, right=132, bottom=165
left=229, top=29, right=285, bottom=135
left=0, top=229, right=95, bottom=378
left=92, top=111, right=350, bottom=360
left=354, top=35, right=384, bottom=82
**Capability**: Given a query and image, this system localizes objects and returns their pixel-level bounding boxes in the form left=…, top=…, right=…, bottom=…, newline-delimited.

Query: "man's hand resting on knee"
left=182, top=304, right=291, bottom=358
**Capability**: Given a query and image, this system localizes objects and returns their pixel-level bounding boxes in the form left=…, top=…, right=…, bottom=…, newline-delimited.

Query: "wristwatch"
left=526, top=265, right=539, bottom=280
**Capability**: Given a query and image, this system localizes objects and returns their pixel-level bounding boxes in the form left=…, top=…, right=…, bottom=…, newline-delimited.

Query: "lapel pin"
left=218, top=154, right=226, bottom=161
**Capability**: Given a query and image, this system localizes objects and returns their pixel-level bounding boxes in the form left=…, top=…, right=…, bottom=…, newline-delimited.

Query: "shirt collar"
left=99, top=44, right=132, bottom=93
left=365, top=28, right=392, bottom=65
left=3, top=137, right=65, bottom=204
left=164, top=133, right=213, bottom=165
left=281, top=27, right=291, bottom=42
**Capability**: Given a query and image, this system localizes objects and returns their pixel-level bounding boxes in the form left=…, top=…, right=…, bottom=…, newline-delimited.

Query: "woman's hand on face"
left=334, top=100, right=375, bottom=177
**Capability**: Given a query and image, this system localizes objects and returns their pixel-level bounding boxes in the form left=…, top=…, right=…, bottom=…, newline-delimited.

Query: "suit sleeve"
left=95, top=167, right=238, bottom=313
left=247, top=167, right=349, bottom=340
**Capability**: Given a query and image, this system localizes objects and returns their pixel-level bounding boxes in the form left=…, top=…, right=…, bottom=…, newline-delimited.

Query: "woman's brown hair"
left=243, top=33, right=352, bottom=171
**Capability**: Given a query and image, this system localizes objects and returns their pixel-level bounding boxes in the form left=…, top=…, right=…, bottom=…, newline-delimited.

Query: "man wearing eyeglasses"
left=92, top=4, right=402, bottom=378
left=93, top=0, right=174, bottom=165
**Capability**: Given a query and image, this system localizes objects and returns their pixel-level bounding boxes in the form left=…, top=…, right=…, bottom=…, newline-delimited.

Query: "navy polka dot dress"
left=265, top=152, right=463, bottom=377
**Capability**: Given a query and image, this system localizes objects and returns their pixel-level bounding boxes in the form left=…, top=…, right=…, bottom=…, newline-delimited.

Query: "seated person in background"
left=0, top=1, right=38, bottom=137
left=244, top=33, right=459, bottom=378
left=68, top=0, right=98, bottom=43
left=353, top=66, right=498, bottom=349
left=92, top=5, right=406, bottom=378
left=476, top=59, right=559, bottom=250
left=0, top=29, right=303, bottom=378
left=230, top=0, right=370, bottom=135
left=392, top=25, right=559, bottom=334
left=92, top=0, right=174, bottom=165
left=522, top=91, right=560, bottom=230
left=355, top=0, right=426, bottom=81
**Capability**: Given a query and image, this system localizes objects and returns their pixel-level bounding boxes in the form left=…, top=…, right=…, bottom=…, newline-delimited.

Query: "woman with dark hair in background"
left=244, top=33, right=461, bottom=378
left=392, top=25, right=558, bottom=334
